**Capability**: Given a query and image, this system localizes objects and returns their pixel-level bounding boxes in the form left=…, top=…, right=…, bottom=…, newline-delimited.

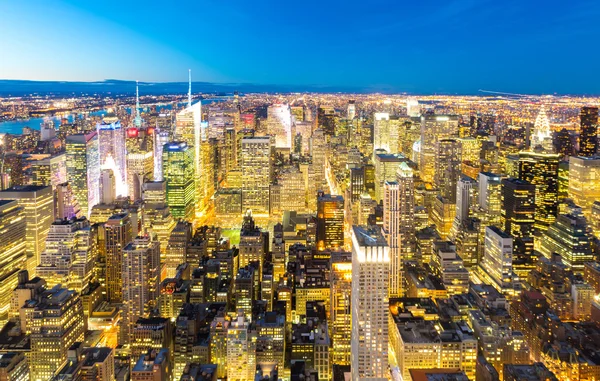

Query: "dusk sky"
left=2, top=0, right=600, bottom=94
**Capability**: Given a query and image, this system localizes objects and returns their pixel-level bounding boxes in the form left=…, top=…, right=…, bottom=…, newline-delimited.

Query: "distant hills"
left=0, top=79, right=394, bottom=97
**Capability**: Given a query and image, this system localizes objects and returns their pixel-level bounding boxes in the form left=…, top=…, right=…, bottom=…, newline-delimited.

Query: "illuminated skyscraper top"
left=134, top=81, right=142, bottom=128
left=531, top=104, right=553, bottom=152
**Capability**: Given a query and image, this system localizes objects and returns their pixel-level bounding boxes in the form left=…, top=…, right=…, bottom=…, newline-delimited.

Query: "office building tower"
left=430, top=241, right=469, bottom=295
left=310, top=129, right=327, bottom=192
left=477, top=172, right=503, bottom=228
left=130, top=317, right=173, bottom=363
left=316, top=193, right=344, bottom=251
left=227, top=313, right=257, bottom=381
left=37, top=217, right=95, bottom=293
left=127, top=151, right=153, bottom=201
left=29, top=153, right=67, bottom=189
left=122, top=237, right=160, bottom=344
left=420, top=114, right=459, bottom=183
left=431, top=196, right=456, bottom=240
left=568, top=156, right=600, bottom=219
left=131, top=349, right=171, bottom=381
left=373, top=113, right=401, bottom=154
left=351, top=226, right=389, bottom=381
left=153, top=130, right=170, bottom=181
left=373, top=152, right=406, bottom=202
left=66, top=132, right=100, bottom=218
left=330, top=252, right=352, bottom=366
left=0, top=352, right=28, bottom=381
left=501, top=178, right=535, bottom=266
left=99, top=169, right=116, bottom=205
left=55, top=182, right=81, bottom=220
left=210, top=313, right=230, bottom=379
left=530, top=105, right=553, bottom=152
left=479, top=226, right=516, bottom=295
left=277, top=166, right=307, bottom=214
left=105, top=213, right=133, bottom=303
left=256, top=311, right=286, bottom=369
left=97, top=120, right=127, bottom=197
left=238, top=212, right=267, bottom=275
left=553, top=128, right=574, bottom=158
left=579, top=106, right=598, bottom=157
left=453, top=175, right=477, bottom=227
left=27, top=285, right=85, bottom=381
left=383, top=162, right=415, bottom=298
left=267, top=104, right=293, bottom=149
left=518, top=150, right=560, bottom=230
left=435, top=139, right=462, bottom=201
left=347, top=100, right=356, bottom=120
left=538, top=214, right=593, bottom=273
left=241, top=137, right=272, bottom=215
left=142, top=181, right=176, bottom=255
left=80, top=347, right=115, bottom=381
left=0, top=185, right=54, bottom=276
left=0, top=201, right=26, bottom=328
left=406, top=98, right=420, bottom=117
left=165, top=221, right=192, bottom=278
left=163, top=142, right=195, bottom=221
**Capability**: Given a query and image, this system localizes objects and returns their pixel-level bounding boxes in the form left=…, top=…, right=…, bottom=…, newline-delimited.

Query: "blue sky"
left=1, top=0, right=600, bottom=94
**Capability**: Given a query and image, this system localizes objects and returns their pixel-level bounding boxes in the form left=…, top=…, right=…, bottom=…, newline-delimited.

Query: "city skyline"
left=3, top=1, right=600, bottom=94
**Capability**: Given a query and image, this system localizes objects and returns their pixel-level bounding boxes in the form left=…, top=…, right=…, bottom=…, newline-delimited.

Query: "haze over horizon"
left=3, top=1, right=600, bottom=94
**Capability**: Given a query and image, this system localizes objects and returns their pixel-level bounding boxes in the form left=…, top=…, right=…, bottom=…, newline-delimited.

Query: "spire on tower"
left=134, top=80, right=142, bottom=128
left=188, top=69, right=192, bottom=108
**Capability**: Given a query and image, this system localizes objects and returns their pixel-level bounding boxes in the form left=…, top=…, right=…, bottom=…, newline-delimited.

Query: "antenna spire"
left=134, top=80, right=142, bottom=128
left=188, top=69, right=192, bottom=108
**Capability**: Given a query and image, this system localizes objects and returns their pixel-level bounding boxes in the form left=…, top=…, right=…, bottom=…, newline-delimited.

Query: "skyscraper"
left=383, top=162, right=414, bottom=298
left=99, top=169, right=116, bottom=205
left=578, top=106, right=598, bottom=157
left=316, top=193, right=344, bottom=251
left=373, top=113, right=401, bottom=154
left=538, top=214, right=593, bottom=273
left=241, top=137, right=272, bottom=215
left=163, top=142, right=195, bottom=221
left=501, top=178, right=536, bottom=268
left=227, top=313, right=257, bottom=381
left=330, top=251, right=352, bottom=365
left=351, top=226, right=389, bottom=381
left=0, top=185, right=55, bottom=276
left=97, top=120, right=127, bottom=197
left=66, top=132, right=100, bottom=217
left=27, top=285, right=85, bottom=381
left=127, top=151, right=153, bottom=201
left=122, top=236, right=160, bottom=344
left=568, top=156, right=600, bottom=219
left=435, top=138, right=462, bottom=201
left=518, top=150, right=560, bottom=230
left=0, top=200, right=26, bottom=328
left=105, top=213, right=133, bottom=303
left=479, top=226, right=516, bottom=295
left=530, top=105, right=553, bottom=152
left=420, top=114, right=459, bottom=183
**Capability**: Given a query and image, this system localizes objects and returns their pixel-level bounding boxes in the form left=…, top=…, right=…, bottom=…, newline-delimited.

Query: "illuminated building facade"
left=27, top=286, right=85, bottom=381
left=420, top=114, right=459, bottom=183
left=538, top=214, right=593, bottom=273
left=127, top=151, right=153, bottom=201
left=241, top=137, right=272, bottom=215
left=29, top=153, right=67, bottom=189
left=501, top=178, right=535, bottom=268
left=105, top=213, right=133, bottom=303
left=568, top=156, right=600, bottom=219
left=97, top=120, right=127, bottom=197
left=142, top=181, right=176, bottom=255
left=0, top=200, right=26, bottom=328
left=479, top=226, right=517, bottom=295
left=330, top=252, right=352, bottom=365
left=227, top=313, right=257, bottom=381
left=316, top=193, right=344, bottom=251
left=163, top=142, right=195, bottom=221
left=373, top=113, right=401, bottom=154
left=579, top=106, right=598, bottom=157
left=0, top=185, right=54, bottom=276
left=36, top=217, right=95, bottom=293
left=435, top=138, right=462, bottom=201
left=351, top=226, right=389, bottom=381
left=66, top=132, right=100, bottom=217
left=518, top=150, right=560, bottom=230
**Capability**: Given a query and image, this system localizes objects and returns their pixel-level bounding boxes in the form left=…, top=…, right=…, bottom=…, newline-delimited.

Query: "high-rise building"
left=373, top=113, right=401, bottom=154
left=37, top=217, right=95, bottom=293
left=316, top=193, right=344, bottom=251
left=165, top=221, right=192, bottom=278
left=97, top=120, right=127, bottom=197
left=452, top=175, right=477, bottom=228
left=210, top=313, right=230, bottom=379
left=55, top=182, right=81, bottom=220
left=383, top=162, right=415, bottom=298
left=131, top=349, right=171, bottom=381
left=538, top=214, right=593, bottom=273
left=105, top=213, right=133, bottom=303
left=241, top=137, right=272, bottom=215
left=238, top=212, right=267, bottom=276
left=330, top=251, right=352, bottom=366
left=142, top=181, right=176, bottom=256
left=127, top=151, right=153, bottom=201
left=430, top=241, right=469, bottom=295
left=99, top=169, right=116, bottom=205
left=351, top=226, right=389, bottom=381
left=0, top=185, right=55, bottom=276
left=122, top=236, right=160, bottom=344
left=29, top=153, right=67, bottom=189
left=434, top=139, right=462, bottom=201
left=568, top=156, right=600, bottom=219
left=578, top=106, right=598, bottom=157
left=501, top=178, right=535, bottom=268
left=227, top=313, right=257, bottom=381
left=266, top=104, right=293, bottom=149
left=518, top=150, right=560, bottom=230
left=66, top=132, right=100, bottom=217
left=163, top=142, right=195, bottom=221
left=130, top=317, right=173, bottom=364
left=27, top=285, right=85, bottom=381
left=479, top=226, right=517, bottom=295
left=530, top=105, right=553, bottom=152
left=373, top=152, right=406, bottom=203
left=256, top=311, right=286, bottom=369
left=311, top=129, right=328, bottom=194
left=0, top=200, right=26, bottom=328
left=420, top=114, right=459, bottom=183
